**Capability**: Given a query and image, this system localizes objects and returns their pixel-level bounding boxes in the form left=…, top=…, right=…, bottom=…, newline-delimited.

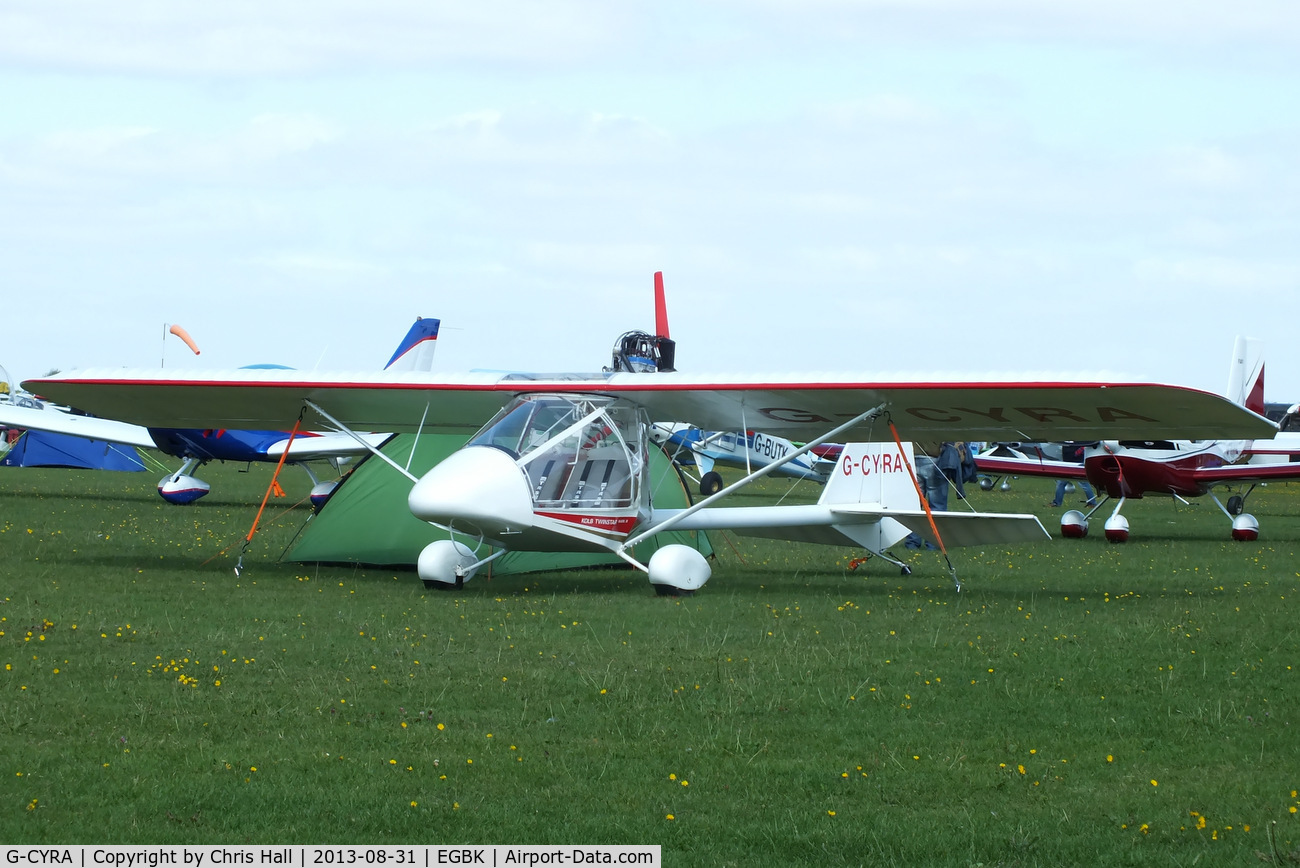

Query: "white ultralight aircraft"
left=26, top=353, right=1275, bottom=594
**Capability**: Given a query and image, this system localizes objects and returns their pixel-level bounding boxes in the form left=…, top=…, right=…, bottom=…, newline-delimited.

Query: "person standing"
left=1050, top=442, right=1097, bottom=508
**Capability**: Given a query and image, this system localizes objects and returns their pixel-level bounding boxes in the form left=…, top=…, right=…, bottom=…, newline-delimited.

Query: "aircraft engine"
left=1103, top=513, right=1129, bottom=543
left=158, top=472, right=211, bottom=505
left=646, top=544, right=711, bottom=596
left=1231, top=513, right=1259, bottom=541
left=418, top=539, right=481, bottom=590
left=1060, top=510, right=1088, bottom=539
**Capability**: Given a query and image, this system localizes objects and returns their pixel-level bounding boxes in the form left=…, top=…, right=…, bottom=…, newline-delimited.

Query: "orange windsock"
left=168, top=324, right=201, bottom=355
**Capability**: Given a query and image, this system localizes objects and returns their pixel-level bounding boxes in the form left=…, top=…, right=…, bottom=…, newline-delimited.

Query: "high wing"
left=23, top=369, right=1276, bottom=442
left=0, top=403, right=156, bottom=450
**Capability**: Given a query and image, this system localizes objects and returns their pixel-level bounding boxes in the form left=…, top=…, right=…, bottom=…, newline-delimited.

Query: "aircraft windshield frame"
left=467, top=394, right=649, bottom=512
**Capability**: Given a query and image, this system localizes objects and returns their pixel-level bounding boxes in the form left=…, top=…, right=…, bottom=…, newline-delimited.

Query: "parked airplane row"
left=974, top=337, right=1300, bottom=542
left=21, top=274, right=1277, bottom=594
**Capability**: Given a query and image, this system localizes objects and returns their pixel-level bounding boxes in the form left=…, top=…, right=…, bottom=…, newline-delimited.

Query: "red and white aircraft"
left=23, top=307, right=1275, bottom=593
left=974, top=337, right=1300, bottom=542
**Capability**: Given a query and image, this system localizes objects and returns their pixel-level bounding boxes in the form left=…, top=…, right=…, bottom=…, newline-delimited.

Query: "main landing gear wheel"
left=1060, top=510, right=1089, bottom=539
left=900, top=565, right=912, bottom=576
left=1231, top=513, right=1259, bottom=541
left=1226, top=495, right=1244, bottom=516
left=417, top=540, right=479, bottom=589
left=647, top=544, right=712, bottom=596
left=700, top=471, right=723, bottom=496
left=1104, top=514, right=1130, bottom=543
left=652, top=583, right=695, bottom=597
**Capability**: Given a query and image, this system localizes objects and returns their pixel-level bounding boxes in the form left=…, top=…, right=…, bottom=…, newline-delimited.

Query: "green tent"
left=287, top=433, right=711, bottom=576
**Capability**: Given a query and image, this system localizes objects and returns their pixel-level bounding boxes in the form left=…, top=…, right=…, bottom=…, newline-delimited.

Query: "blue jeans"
left=905, top=456, right=946, bottom=549
left=1053, top=478, right=1095, bottom=506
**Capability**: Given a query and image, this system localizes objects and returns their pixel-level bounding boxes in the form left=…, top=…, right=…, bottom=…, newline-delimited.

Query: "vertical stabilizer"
left=819, top=442, right=923, bottom=510
left=384, top=318, right=441, bottom=372
left=1227, top=336, right=1265, bottom=415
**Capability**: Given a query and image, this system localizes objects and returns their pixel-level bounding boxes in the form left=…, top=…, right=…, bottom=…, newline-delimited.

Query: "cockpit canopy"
left=467, top=395, right=650, bottom=512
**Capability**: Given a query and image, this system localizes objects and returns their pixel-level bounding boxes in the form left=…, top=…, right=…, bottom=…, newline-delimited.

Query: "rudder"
left=820, top=442, right=923, bottom=510
left=385, top=318, right=441, bottom=372
left=1227, top=336, right=1265, bottom=415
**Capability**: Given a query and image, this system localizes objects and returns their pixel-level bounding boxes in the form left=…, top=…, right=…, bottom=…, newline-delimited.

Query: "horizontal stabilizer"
left=829, top=505, right=1049, bottom=547
left=656, top=502, right=1047, bottom=550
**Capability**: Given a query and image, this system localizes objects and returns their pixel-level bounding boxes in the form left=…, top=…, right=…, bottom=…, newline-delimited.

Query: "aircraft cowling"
left=158, top=473, right=210, bottom=505
left=408, top=445, right=535, bottom=543
left=1231, top=513, right=1259, bottom=541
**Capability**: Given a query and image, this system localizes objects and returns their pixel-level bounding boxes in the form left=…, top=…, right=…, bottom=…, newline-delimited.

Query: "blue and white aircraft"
left=1, top=318, right=440, bottom=505
left=651, top=423, right=841, bottom=494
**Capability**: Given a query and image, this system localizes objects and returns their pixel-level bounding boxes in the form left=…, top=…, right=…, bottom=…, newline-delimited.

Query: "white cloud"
left=253, top=251, right=389, bottom=280
left=1160, top=145, right=1247, bottom=188
left=1, top=0, right=1298, bottom=399
left=40, top=125, right=159, bottom=159
left=1134, top=256, right=1300, bottom=291
left=0, top=0, right=628, bottom=74
left=723, top=0, right=1300, bottom=46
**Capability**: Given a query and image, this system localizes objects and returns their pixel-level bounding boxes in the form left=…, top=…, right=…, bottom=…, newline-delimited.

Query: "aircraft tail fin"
left=1227, top=336, right=1265, bottom=415
left=819, top=442, right=923, bottom=509
left=820, top=441, right=1048, bottom=549
left=384, top=318, right=440, bottom=372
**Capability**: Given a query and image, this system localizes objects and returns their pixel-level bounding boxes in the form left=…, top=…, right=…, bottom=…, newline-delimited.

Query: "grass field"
left=3, top=458, right=1299, bottom=866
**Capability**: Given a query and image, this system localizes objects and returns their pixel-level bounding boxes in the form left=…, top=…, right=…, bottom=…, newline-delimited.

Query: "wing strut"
left=888, top=419, right=960, bottom=591
left=407, top=401, right=431, bottom=472
left=622, top=403, right=887, bottom=553
left=304, top=399, right=421, bottom=485
left=303, top=399, right=467, bottom=538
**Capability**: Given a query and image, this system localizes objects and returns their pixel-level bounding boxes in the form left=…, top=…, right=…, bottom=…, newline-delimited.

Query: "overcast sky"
left=3, top=1, right=1298, bottom=402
